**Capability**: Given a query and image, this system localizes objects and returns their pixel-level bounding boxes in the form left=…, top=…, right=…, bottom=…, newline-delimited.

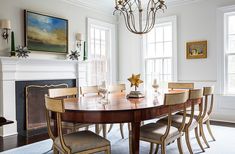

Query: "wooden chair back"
left=108, top=84, right=126, bottom=93
left=164, top=91, right=189, bottom=105
left=80, top=85, right=99, bottom=96
left=187, top=89, right=204, bottom=126
left=203, top=86, right=214, bottom=117
left=168, top=82, right=194, bottom=90
left=48, top=87, right=78, bottom=98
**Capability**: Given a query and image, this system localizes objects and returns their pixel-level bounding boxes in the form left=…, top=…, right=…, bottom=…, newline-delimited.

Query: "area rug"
left=2, top=124, right=235, bottom=154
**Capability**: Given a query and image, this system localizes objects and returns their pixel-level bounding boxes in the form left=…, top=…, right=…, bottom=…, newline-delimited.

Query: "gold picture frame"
left=186, top=41, right=207, bottom=59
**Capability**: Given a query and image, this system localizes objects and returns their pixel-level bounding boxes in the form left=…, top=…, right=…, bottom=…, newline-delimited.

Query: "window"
left=225, top=13, right=235, bottom=94
left=143, top=16, right=177, bottom=91
left=79, top=18, right=116, bottom=87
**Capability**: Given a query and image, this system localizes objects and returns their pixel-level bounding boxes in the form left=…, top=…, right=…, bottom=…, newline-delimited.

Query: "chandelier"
left=114, top=0, right=167, bottom=34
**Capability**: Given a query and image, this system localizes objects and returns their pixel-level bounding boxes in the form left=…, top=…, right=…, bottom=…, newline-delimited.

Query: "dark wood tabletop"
left=57, top=90, right=199, bottom=154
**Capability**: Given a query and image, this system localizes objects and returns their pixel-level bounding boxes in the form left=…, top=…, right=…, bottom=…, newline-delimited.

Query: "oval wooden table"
left=59, top=91, right=199, bottom=154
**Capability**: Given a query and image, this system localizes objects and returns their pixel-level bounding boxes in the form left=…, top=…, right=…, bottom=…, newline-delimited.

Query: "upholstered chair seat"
left=159, top=115, right=198, bottom=131
left=54, top=130, right=110, bottom=153
left=139, top=123, right=181, bottom=143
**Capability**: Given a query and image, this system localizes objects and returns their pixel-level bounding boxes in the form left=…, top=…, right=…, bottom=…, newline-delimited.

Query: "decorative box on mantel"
left=0, top=57, right=79, bottom=137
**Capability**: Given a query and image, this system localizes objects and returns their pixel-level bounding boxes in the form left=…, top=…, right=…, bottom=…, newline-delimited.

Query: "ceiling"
left=62, top=0, right=200, bottom=14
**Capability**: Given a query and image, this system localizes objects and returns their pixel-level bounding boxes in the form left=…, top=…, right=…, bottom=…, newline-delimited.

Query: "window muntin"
left=144, top=22, right=174, bottom=91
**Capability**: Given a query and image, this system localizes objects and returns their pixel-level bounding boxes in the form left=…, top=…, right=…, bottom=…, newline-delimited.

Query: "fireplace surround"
left=0, top=57, right=79, bottom=137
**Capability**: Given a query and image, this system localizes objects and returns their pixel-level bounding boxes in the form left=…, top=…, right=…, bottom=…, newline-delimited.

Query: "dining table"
left=56, top=90, right=201, bottom=154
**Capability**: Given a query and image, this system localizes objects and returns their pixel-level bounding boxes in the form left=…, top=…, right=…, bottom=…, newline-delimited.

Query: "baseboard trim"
left=210, top=120, right=235, bottom=128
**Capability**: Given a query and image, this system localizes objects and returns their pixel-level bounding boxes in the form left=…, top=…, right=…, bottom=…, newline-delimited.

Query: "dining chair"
left=106, top=84, right=126, bottom=139
left=198, top=86, right=216, bottom=148
left=48, top=87, right=91, bottom=133
left=80, top=85, right=100, bottom=96
left=44, top=95, right=111, bottom=154
left=80, top=85, right=104, bottom=137
left=168, top=82, right=194, bottom=90
left=159, top=89, right=205, bottom=154
left=130, top=91, right=189, bottom=154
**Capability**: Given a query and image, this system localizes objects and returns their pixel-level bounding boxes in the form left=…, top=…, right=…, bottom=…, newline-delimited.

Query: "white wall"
left=0, top=0, right=116, bottom=59
left=118, top=0, right=235, bottom=122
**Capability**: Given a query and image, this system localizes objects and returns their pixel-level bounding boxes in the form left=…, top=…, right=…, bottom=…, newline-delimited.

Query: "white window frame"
left=87, top=18, right=116, bottom=84
left=217, top=5, right=235, bottom=95
left=141, top=16, right=177, bottom=89
left=224, top=12, right=235, bottom=94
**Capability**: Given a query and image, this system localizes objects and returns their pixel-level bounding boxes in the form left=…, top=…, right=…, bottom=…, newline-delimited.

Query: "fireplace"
left=16, top=79, right=76, bottom=136
left=0, top=57, right=79, bottom=137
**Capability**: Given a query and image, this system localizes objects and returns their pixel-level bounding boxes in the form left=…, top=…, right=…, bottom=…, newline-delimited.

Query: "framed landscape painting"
left=24, top=10, right=68, bottom=53
left=186, top=41, right=207, bottom=59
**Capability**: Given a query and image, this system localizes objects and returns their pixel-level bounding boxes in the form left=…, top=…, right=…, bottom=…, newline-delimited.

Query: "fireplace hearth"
left=16, top=79, right=76, bottom=136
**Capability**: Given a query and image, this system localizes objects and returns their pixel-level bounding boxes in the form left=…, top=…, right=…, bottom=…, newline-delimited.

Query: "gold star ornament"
left=128, top=74, right=143, bottom=91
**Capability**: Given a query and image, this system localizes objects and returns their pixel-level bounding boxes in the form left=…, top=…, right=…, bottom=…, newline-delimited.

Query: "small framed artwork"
left=186, top=41, right=207, bottom=59
left=24, top=10, right=68, bottom=53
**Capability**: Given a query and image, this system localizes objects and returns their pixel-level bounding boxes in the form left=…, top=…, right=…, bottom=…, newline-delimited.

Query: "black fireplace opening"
left=15, top=79, right=76, bottom=137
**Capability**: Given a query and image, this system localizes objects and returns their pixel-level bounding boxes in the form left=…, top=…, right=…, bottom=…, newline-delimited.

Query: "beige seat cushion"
left=55, top=130, right=110, bottom=153
left=159, top=115, right=198, bottom=131
left=139, top=123, right=180, bottom=143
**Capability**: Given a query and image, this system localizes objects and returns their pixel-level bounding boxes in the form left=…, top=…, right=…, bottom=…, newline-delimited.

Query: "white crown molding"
left=60, top=0, right=203, bottom=19
left=166, top=0, right=203, bottom=7
left=60, top=0, right=114, bottom=18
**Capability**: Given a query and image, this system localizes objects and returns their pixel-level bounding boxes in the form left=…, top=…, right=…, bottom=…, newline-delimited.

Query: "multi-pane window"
left=225, top=13, right=235, bottom=94
left=87, top=25, right=108, bottom=86
left=144, top=19, right=176, bottom=90
left=79, top=18, right=115, bottom=87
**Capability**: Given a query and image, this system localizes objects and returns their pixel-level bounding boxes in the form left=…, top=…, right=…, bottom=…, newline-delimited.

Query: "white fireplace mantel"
left=0, top=57, right=79, bottom=137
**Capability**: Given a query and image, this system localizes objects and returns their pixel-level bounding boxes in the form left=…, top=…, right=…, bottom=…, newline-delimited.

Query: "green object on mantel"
left=83, top=41, right=87, bottom=61
left=11, top=31, right=16, bottom=57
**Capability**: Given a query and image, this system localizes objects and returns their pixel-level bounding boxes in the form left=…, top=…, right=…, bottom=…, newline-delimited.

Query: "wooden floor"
left=0, top=121, right=235, bottom=152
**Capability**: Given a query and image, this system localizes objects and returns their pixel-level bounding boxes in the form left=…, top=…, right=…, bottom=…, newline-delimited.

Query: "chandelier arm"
left=121, top=10, right=135, bottom=33
left=124, top=9, right=137, bottom=32
left=143, top=8, right=153, bottom=33
left=130, top=12, right=138, bottom=32
left=146, top=9, right=157, bottom=33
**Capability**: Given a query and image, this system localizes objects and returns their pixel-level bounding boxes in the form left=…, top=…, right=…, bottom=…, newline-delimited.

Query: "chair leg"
left=95, top=124, right=100, bottom=134
left=128, top=123, right=131, bottom=131
left=185, top=130, right=193, bottom=154
left=177, top=136, right=183, bottom=154
left=161, top=143, right=166, bottom=154
left=200, top=123, right=210, bottom=148
left=85, top=126, right=89, bottom=130
left=206, top=120, right=216, bottom=141
left=102, top=124, right=107, bottom=138
left=106, top=146, right=111, bottom=154
left=195, top=127, right=205, bottom=152
left=129, top=134, right=132, bottom=154
left=120, top=123, right=125, bottom=139
left=108, top=124, right=113, bottom=133
left=53, top=146, right=59, bottom=154
left=150, top=143, right=154, bottom=154
left=154, top=144, right=159, bottom=154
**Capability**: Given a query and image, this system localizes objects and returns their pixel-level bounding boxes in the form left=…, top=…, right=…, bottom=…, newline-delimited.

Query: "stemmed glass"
left=98, top=82, right=109, bottom=105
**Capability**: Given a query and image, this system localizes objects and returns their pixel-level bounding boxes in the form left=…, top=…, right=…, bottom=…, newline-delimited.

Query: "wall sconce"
left=75, top=33, right=83, bottom=48
left=0, top=19, right=11, bottom=43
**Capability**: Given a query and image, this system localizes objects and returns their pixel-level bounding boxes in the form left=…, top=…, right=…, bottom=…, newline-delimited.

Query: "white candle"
left=153, top=79, right=157, bottom=85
